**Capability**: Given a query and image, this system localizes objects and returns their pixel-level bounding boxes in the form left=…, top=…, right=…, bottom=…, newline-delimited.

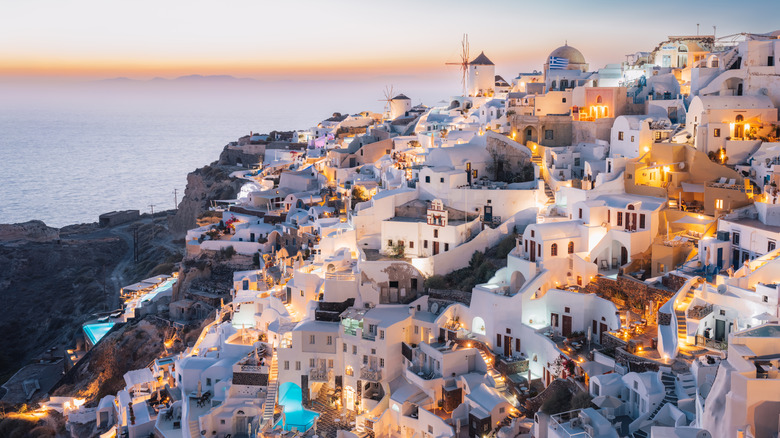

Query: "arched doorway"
left=472, top=316, right=486, bottom=335
left=735, top=114, right=745, bottom=138
left=523, top=126, right=538, bottom=145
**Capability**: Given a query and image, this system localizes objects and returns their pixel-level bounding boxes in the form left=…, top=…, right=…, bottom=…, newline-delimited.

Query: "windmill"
left=445, top=34, right=470, bottom=96
left=378, top=85, right=394, bottom=119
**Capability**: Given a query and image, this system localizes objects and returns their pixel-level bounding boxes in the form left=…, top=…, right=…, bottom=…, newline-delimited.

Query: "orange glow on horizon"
left=0, top=52, right=461, bottom=80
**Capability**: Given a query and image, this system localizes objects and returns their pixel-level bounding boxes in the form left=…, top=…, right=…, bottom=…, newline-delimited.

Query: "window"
left=562, top=98, right=567, bottom=103
left=295, top=361, right=301, bottom=370
left=328, top=359, right=334, bottom=368
left=565, top=307, right=570, bottom=313
left=414, top=325, right=419, bottom=334
left=607, top=209, right=611, bottom=223
left=310, top=335, right=315, bottom=344
left=763, top=296, right=769, bottom=303
left=496, top=333, right=502, bottom=347
left=284, top=361, right=290, bottom=370
left=310, top=358, right=315, bottom=368
left=425, top=176, right=430, bottom=183
left=714, top=128, right=721, bottom=137
left=577, top=275, right=582, bottom=285
left=639, top=214, right=646, bottom=229
left=531, top=230, right=535, bottom=238
left=716, top=199, right=724, bottom=209
left=440, top=178, right=444, bottom=183
left=630, top=136, right=635, bottom=142
left=655, top=131, right=662, bottom=140
left=733, top=232, right=740, bottom=246
left=343, top=343, right=347, bottom=352
left=424, top=240, right=428, bottom=248
left=500, top=407, right=505, bottom=414
left=352, top=345, right=357, bottom=355
left=380, top=358, right=385, bottom=368
left=720, top=309, right=726, bottom=316
left=578, top=208, right=583, bottom=219
left=428, top=426, right=434, bottom=434
left=206, top=378, right=212, bottom=386
left=434, top=229, right=438, bottom=238
left=618, top=131, right=624, bottom=141
left=444, top=243, right=449, bottom=251
left=363, top=355, right=368, bottom=365
left=545, top=130, right=554, bottom=140
left=568, top=241, right=574, bottom=254
left=388, top=239, right=393, bottom=247
left=327, top=336, right=333, bottom=345
left=409, top=241, right=414, bottom=249
left=769, top=240, right=777, bottom=252
left=380, top=330, right=385, bottom=339
left=617, top=211, right=623, bottom=226
left=551, top=243, right=558, bottom=256
left=506, top=328, right=512, bottom=334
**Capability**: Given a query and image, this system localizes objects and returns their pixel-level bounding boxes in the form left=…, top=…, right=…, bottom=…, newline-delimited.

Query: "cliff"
left=168, top=161, right=245, bottom=236
left=0, top=215, right=183, bottom=389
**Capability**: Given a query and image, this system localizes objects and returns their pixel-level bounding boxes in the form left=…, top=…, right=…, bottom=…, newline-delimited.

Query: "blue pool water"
left=140, top=277, right=177, bottom=303
left=84, top=322, right=115, bottom=345
left=277, top=382, right=319, bottom=432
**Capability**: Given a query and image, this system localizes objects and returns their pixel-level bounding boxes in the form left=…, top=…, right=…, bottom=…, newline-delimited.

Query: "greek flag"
left=548, top=56, right=569, bottom=70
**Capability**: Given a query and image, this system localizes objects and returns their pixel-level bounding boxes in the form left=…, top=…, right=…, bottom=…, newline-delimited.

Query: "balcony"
left=359, top=367, right=382, bottom=382
left=687, top=304, right=713, bottom=320
left=309, top=367, right=333, bottom=383
left=325, top=271, right=355, bottom=281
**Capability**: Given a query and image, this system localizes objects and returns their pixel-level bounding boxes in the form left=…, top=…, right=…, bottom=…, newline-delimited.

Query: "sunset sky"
left=2, top=0, right=779, bottom=81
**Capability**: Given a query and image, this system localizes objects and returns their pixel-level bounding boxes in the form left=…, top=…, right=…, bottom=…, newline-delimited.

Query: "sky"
left=1, top=0, right=779, bottom=82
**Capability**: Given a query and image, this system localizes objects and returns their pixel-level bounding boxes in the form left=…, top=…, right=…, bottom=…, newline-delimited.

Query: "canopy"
left=753, top=312, right=778, bottom=322
left=681, top=182, right=705, bottom=193
left=592, top=395, right=624, bottom=409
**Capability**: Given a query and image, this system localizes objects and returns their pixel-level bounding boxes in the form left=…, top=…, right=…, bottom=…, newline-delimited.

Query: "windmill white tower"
left=445, top=34, right=471, bottom=96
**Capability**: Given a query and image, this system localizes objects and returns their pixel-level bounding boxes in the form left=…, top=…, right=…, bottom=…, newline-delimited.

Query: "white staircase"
left=261, top=351, right=279, bottom=427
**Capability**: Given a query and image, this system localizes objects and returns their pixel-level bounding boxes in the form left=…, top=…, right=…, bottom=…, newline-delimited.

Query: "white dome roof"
left=548, top=44, right=586, bottom=65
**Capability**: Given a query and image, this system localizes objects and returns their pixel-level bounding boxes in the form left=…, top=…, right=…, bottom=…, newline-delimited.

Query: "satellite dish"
left=679, top=162, right=686, bottom=170
left=431, top=302, right=439, bottom=314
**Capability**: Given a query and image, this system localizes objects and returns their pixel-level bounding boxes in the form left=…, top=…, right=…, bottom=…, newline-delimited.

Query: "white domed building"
left=544, top=43, right=591, bottom=91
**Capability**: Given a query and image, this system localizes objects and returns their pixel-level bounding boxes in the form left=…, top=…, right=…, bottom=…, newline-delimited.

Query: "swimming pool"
left=140, top=277, right=177, bottom=303
left=277, top=382, right=319, bottom=432
left=83, top=322, right=115, bottom=346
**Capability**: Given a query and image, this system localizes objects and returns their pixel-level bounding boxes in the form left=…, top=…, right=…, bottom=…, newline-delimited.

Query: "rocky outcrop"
left=51, top=316, right=193, bottom=405
left=0, top=225, right=125, bottom=382
left=0, top=220, right=59, bottom=243
left=168, top=161, right=244, bottom=236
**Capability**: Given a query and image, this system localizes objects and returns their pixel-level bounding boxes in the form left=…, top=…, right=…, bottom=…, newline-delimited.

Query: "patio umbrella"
left=592, top=395, right=624, bottom=409
left=753, top=312, right=778, bottom=322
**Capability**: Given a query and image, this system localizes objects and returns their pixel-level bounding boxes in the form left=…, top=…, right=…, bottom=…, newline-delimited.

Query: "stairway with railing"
left=261, top=351, right=279, bottom=428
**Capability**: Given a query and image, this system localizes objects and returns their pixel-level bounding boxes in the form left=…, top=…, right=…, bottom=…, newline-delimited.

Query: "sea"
left=0, top=77, right=452, bottom=227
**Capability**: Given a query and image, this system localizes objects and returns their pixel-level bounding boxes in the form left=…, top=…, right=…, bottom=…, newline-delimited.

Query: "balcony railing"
left=360, top=367, right=382, bottom=382
left=325, top=271, right=355, bottom=281
left=687, top=304, right=713, bottom=320
left=309, top=367, right=333, bottom=382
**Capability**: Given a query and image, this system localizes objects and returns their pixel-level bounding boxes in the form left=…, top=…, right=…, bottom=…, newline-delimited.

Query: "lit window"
left=716, top=199, right=724, bottom=209
left=618, top=132, right=624, bottom=141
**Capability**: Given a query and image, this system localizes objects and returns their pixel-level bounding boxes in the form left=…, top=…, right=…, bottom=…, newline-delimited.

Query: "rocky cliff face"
left=0, top=222, right=125, bottom=382
left=0, top=220, right=60, bottom=243
left=168, top=161, right=244, bottom=236
left=51, top=315, right=203, bottom=405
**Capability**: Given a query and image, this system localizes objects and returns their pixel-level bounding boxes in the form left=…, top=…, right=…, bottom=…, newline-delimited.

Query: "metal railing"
left=360, top=367, right=382, bottom=382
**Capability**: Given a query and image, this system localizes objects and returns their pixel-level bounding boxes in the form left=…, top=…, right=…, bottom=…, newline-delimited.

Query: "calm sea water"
left=0, top=78, right=451, bottom=227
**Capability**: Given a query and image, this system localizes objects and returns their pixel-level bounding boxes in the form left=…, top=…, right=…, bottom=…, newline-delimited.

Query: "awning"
left=674, top=216, right=713, bottom=226
left=681, top=182, right=705, bottom=193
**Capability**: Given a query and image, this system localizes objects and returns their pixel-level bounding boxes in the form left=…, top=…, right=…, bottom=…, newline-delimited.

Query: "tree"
left=570, top=391, right=594, bottom=410
left=351, top=185, right=370, bottom=208
left=540, top=385, right=573, bottom=415
left=391, top=242, right=406, bottom=259
left=425, top=275, right=447, bottom=290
